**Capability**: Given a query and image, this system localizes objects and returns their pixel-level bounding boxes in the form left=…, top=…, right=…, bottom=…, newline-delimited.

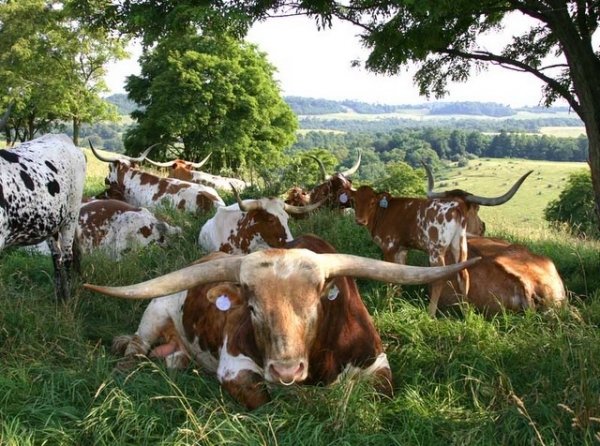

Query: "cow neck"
left=368, top=197, right=387, bottom=237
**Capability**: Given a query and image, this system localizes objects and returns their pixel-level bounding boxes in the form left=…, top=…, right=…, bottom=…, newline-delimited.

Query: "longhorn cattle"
left=351, top=185, right=470, bottom=317
left=198, top=186, right=323, bottom=254
left=91, top=144, right=225, bottom=212
left=84, top=235, right=479, bottom=409
left=145, top=154, right=249, bottom=191
left=436, top=236, right=567, bottom=315
left=422, top=163, right=532, bottom=236
left=285, top=151, right=361, bottom=211
left=0, top=133, right=86, bottom=300
left=78, top=199, right=181, bottom=259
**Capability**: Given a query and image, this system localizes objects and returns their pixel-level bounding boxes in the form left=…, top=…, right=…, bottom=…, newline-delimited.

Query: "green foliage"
left=0, top=0, right=126, bottom=142
left=372, top=161, right=427, bottom=196
left=544, top=170, right=600, bottom=239
left=123, top=31, right=297, bottom=174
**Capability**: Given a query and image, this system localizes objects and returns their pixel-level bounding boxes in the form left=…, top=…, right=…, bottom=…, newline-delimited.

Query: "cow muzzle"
left=267, top=359, right=307, bottom=386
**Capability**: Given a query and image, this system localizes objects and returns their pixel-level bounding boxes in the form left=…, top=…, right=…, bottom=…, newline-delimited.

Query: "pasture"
left=1, top=153, right=599, bottom=445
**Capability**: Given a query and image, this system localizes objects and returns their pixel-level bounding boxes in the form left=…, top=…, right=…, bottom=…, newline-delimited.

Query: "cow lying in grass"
left=435, top=236, right=567, bottom=315
left=84, top=235, right=479, bottom=409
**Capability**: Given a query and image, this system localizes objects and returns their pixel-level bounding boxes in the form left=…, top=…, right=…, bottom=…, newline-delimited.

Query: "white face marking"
left=335, top=352, right=391, bottom=383
left=217, top=335, right=263, bottom=383
left=198, top=199, right=293, bottom=254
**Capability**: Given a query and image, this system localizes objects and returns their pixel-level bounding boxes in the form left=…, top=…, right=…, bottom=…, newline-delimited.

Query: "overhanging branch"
left=442, top=48, right=580, bottom=112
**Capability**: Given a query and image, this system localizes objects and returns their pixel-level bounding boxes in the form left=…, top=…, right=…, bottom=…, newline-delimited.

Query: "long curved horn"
left=340, top=149, right=362, bottom=177
left=231, top=183, right=262, bottom=212
left=321, top=255, right=481, bottom=284
left=130, top=143, right=160, bottom=163
left=283, top=198, right=326, bottom=214
left=145, top=158, right=176, bottom=168
left=464, top=170, right=533, bottom=206
left=309, top=155, right=329, bottom=181
left=84, top=255, right=244, bottom=299
left=89, top=141, right=116, bottom=163
left=89, top=141, right=159, bottom=164
left=190, top=152, right=212, bottom=169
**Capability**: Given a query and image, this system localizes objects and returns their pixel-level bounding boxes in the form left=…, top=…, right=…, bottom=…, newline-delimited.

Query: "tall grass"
left=2, top=160, right=600, bottom=444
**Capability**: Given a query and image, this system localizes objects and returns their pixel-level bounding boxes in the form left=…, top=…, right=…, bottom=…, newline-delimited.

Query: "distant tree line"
left=299, top=116, right=584, bottom=133
left=293, top=128, right=588, bottom=167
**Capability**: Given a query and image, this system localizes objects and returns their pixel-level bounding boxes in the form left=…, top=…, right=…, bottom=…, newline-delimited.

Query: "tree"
left=0, top=1, right=125, bottom=144
left=544, top=170, right=599, bottom=239
left=82, top=0, right=600, bottom=225
left=123, top=31, right=297, bottom=174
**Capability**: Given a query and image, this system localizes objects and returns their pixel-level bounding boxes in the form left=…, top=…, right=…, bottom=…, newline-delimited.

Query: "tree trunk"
left=72, top=117, right=80, bottom=146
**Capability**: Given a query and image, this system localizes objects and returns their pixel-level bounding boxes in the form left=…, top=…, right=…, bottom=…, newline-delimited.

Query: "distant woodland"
left=72, top=94, right=587, bottom=178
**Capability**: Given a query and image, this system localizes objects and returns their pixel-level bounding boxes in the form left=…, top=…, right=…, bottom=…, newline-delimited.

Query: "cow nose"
left=268, top=360, right=306, bottom=385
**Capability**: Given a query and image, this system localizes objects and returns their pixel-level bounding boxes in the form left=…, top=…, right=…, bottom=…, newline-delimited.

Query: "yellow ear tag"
left=216, top=295, right=231, bottom=311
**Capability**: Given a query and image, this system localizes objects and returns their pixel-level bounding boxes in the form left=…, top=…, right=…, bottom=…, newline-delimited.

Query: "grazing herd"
left=1, top=133, right=567, bottom=409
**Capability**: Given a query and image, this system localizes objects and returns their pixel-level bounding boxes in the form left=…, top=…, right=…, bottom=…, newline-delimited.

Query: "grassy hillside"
left=1, top=154, right=599, bottom=445
left=431, top=158, right=587, bottom=236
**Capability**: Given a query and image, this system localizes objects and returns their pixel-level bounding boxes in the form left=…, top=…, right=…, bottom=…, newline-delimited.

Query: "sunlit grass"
left=2, top=156, right=600, bottom=444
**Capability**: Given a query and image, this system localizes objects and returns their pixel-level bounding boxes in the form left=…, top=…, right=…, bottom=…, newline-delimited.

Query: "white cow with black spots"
left=0, top=133, right=86, bottom=300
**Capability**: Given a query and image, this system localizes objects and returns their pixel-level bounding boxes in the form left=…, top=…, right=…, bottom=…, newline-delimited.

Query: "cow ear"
left=321, top=279, right=341, bottom=302
left=206, top=283, right=244, bottom=312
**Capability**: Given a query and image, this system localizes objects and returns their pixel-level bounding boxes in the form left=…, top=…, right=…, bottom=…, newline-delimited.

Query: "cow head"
left=284, top=186, right=311, bottom=207
left=85, top=248, right=480, bottom=386
left=351, top=185, right=390, bottom=227
left=89, top=142, right=157, bottom=186
left=231, top=185, right=323, bottom=249
left=145, top=153, right=212, bottom=181
left=422, top=163, right=532, bottom=236
left=309, top=151, right=361, bottom=209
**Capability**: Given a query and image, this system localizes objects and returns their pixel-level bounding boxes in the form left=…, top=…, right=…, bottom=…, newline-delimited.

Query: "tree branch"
left=441, top=48, right=580, bottom=112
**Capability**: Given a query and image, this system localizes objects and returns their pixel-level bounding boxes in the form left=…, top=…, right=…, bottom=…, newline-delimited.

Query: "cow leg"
left=47, top=234, right=70, bottom=301
left=383, top=249, right=407, bottom=264
left=112, top=295, right=186, bottom=371
left=221, top=370, right=270, bottom=410
left=428, top=253, right=445, bottom=317
left=450, top=234, right=470, bottom=298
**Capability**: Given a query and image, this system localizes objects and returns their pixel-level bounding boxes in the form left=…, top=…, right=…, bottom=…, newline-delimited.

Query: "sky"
left=104, top=12, right=560, bottom=108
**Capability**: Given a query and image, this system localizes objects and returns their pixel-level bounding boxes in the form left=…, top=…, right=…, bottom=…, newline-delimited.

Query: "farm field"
left=432, top=158, right=587, bottom=237
left=1, top=151, right=599, bottom=445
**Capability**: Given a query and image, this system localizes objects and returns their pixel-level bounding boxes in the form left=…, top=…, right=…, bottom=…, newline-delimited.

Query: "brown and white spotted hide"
left=198, top=198, right=293, bottom=254
left=110, top=237, right=393, bottom=410
left=436, top=236, right=567, bottom=315
left=351, top=185, right=469, bottom=316
left=0, top=133, right=86, bottom=300
left=104, top=161, right=225, bottom=212
left=78, top=199, right=181, bottom=259
left=167, top=159, right=249, bottom=191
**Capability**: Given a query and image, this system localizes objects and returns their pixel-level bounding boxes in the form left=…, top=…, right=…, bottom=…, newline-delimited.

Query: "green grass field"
left=1, top=155, right=600, bottom=445
left=431, top=158, right=588, bottom=237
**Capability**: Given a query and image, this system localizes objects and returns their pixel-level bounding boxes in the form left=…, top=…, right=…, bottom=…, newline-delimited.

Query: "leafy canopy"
left=124, top=31, right=297, bottom=172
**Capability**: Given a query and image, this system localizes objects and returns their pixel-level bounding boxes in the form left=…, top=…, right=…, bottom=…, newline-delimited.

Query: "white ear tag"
left=215, top=295, right=231, bottom=311
left=327, top=286, right=339, bottom=301
left=379, top=196, right=388, bottom=208
left=339, top=193, right=348, bottom=204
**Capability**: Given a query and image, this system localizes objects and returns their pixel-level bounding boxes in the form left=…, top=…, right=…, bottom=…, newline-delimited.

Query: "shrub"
left=544, top=170, right=600, bottom=239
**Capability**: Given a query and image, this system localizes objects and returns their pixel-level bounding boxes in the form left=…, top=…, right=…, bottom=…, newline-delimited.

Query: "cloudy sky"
left=105, top=13, right=559, bottom=108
